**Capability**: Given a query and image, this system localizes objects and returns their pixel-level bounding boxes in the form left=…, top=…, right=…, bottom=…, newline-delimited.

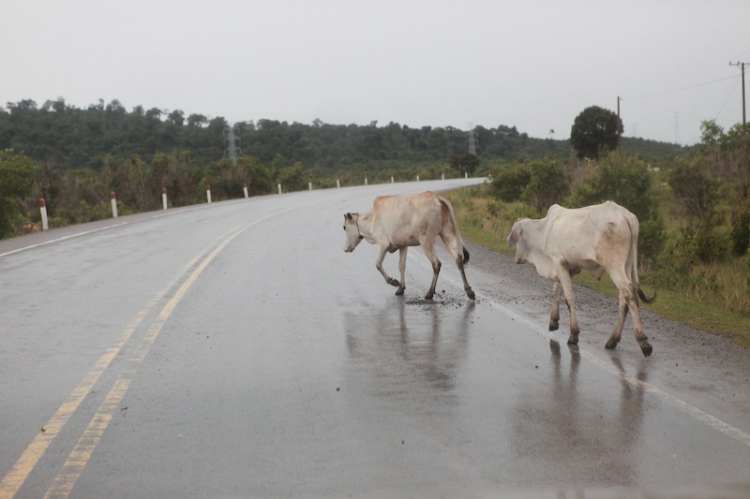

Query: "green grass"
left=445, top=188, right=750, bottom=349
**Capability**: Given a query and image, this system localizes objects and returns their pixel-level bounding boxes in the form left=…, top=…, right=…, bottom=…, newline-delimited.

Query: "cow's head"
left=507, top=218, right=529, bottom=264
left=343, top=212, right=364, bottom=252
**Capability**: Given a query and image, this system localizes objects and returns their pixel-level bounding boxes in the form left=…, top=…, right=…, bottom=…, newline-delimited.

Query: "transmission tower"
left=224, top=124, right=241, bottom=165
left=468, top=128, right=477, bottom=155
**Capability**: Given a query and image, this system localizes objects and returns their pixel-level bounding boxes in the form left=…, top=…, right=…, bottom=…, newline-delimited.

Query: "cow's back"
left=547, top=201, right=633, bottom=236
left=371, top=192, right=443, bottom=246
left=543, top=202, right=634, bottom=270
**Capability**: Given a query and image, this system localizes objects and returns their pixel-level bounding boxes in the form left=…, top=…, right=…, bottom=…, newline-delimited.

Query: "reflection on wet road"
left=344, top=299, right=472, bottom=417
left=510, top=341, right=649, bottom=487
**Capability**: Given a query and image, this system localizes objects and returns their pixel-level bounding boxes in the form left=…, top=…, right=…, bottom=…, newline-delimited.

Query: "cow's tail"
left=625, top=215, right=656, bottom=305
left=440, top=197, right=470, bottom=268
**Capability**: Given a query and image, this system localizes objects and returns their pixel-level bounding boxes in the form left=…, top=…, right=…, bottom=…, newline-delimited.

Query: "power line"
left=619, top=98, right=705, bottom=119
left=626, top=74, right=738, bottom=100
left=713, top=75, right=741, bottom=122
left=621, top=73, right=741, bottom=121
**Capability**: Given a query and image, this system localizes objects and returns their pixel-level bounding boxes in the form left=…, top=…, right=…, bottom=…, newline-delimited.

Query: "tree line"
left=1, top=98, right=689, bottom=172
left=1, top=97, right=692, bottom=239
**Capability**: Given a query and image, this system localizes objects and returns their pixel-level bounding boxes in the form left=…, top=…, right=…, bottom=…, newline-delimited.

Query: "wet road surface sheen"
left=1, top=179, right=749, bottom=498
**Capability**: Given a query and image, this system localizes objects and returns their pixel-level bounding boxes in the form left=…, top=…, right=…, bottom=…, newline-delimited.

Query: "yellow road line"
left=42, top=225, right=246, bottom=498
left=0, top=254, right=202, bottom=499
left=42, top=376, right=132, bottom=499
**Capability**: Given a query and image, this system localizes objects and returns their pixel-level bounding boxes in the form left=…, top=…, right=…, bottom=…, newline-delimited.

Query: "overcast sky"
left=4, top=0, right=750, bottom=146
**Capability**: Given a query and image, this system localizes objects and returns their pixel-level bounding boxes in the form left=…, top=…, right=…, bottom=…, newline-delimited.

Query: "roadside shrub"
left=693, top=224, right=731, bottom=263
left=668, top=157, right=719, bottom=227
left=0, top=149, right=38, bottom=238
left=639, top=217, right=666, bottom=265
left=570, top=152, right=655, bottom=223
left=672, top=223, right=731, bottom=268
left=522, top=159, right=571, bottom=213
left=730, top=207, right=750, bottom=256
left=490, top=164, right=530, bottom=202
left=490, top=159, right=569, bottom=214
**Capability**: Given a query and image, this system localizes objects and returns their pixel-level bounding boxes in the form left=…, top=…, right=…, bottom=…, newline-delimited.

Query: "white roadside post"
left=391, top=176, right=394, bottom=184
left=206, top=185, right=212, bottom=204
left=442, top=173, right=445, bottom=180
left=162, top=188, right=168, bottom=210
left=336, top=179, right=340, bottom=189
left=416, top=175, right=420, bottom=182
left=308, top=182, right=312, bottom=191
left=278, top=183, right=282, bottom=195
left=365, top=177, right=368, bottom=185
left=243, top=183, right=249, bottom=198
left=39, top=198, right=49, bottom=231
left=110, top=192, right=118, bottom=218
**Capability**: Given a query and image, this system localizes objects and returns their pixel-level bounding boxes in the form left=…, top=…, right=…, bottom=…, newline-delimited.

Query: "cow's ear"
left=345, top=213, right=352, bottom=221
left=508, top=227, right=522, bottom=247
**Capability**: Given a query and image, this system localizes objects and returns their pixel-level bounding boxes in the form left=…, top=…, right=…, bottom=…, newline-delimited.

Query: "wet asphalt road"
left=1, top=179, right=749, bottom=498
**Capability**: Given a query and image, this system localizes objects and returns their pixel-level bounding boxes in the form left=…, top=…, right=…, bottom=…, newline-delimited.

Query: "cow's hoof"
left=388, top=278, right=400, bottom=287
left=466, top=289, right=476, bottom=301
left=641, top=342, right=653, bottom=357
left=567, top=336, right=579, bottom=346
left=605, top=340, right=618, bottom=349
left=395, top=288, right=405, bottom=296
left=549, top=320, right=559, bottom=331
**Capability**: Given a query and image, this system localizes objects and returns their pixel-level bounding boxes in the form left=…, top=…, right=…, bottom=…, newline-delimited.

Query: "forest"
left=0, top=97, right=693, bottom=238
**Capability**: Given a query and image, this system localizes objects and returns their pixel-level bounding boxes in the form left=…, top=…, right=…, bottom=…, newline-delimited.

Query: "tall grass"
left=681, top=259, right=750, bottom=315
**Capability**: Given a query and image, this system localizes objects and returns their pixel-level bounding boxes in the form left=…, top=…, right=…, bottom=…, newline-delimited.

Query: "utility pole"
left=617, top=96, right=621, bottom=148
left=730, top=61, right=747, bottom=134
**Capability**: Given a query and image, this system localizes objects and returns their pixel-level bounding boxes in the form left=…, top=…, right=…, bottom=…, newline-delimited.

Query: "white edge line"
left=0, top=222, right=132, bottom=258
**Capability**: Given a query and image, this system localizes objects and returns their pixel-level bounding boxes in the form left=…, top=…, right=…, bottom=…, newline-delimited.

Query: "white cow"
left=507, top=201, right=656, bottom=356
left=343, top=191, right=475, bottom=300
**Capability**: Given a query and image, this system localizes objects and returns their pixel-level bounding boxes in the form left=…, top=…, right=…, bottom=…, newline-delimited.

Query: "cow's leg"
left=606, top=272, right=651, bottom=356
left=555, top=268, right=579, bottom=345
left=440, top=235, right=475, bottom=300
left=628, top=291, right=652, bottom=357
left=375, top=246, right=400, bottom=288
left=607, top=273, right=652, bottom=356
left=605, top=276, right=628, bottom=350
left=456, top=260, right=475, bottom=300
left=549, top=281, right=562, bottom=331
left=421, top=241, right=441, bottom=300
left=395, top=247, right=407, bottom=295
